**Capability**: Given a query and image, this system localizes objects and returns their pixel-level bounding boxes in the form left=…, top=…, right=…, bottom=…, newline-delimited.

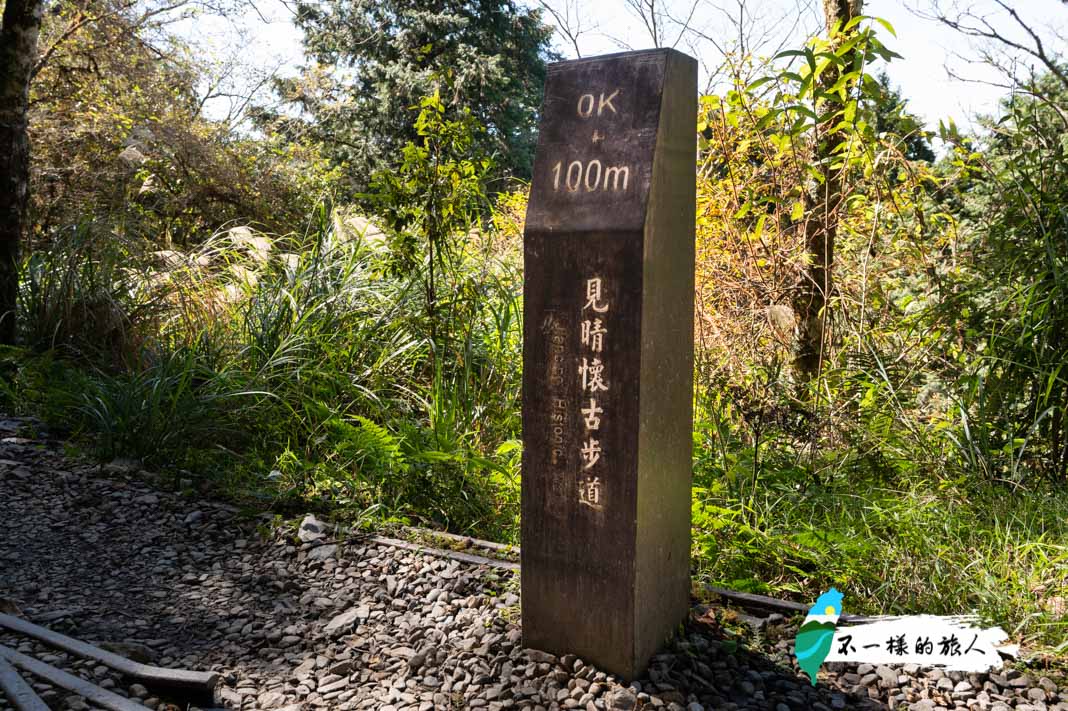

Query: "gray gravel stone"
left=305, top=543, right=338, bottom=560
left=0, top=415, right=1062, bottom=711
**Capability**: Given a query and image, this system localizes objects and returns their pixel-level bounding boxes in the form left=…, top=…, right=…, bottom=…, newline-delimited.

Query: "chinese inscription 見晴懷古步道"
left=577, top=276, right=610, bottom=511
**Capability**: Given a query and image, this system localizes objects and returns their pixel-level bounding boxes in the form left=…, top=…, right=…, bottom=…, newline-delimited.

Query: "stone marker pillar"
left=521, top=48, right=697, bottom=680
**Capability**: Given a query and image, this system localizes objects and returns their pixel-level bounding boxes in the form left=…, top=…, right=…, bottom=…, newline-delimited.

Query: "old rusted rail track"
left=0, top=645, right=147, bottom=711
left=0, top=656, right=48, bottom=711
left=0, top=612, right=218, bottom=711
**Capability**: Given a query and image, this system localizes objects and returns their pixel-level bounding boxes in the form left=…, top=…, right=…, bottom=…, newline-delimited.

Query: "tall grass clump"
left=10, top=199, right=524, bottom=539
left=6, top=82, right=529, bottom=540
left=18, top=223, right=169, bottom=364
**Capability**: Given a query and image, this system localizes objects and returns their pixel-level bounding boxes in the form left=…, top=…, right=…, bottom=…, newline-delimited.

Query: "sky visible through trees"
left=178, top=0, right=1068, bottom=138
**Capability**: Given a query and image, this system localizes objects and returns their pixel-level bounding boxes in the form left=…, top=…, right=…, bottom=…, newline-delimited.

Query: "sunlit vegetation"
left=1, top=0, right=1065, bottom=653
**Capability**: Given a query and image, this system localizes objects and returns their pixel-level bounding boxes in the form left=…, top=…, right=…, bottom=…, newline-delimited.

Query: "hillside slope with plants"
left=0, top=0, right=1064, bottom=655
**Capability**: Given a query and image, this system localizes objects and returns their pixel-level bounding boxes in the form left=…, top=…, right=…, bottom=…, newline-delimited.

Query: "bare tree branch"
left=534, top=0, right=591, bottom=58
left=668, top=0, right=700, bottom=49
left=623, top=0, right=664, bottom=47
left=920, top=0, right=1068, bottom=92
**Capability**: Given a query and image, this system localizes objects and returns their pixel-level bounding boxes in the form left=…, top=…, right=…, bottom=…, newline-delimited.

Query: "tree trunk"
left=0, top=0, right=44, bottom=345
left=792, top=0, right=863, bottom=382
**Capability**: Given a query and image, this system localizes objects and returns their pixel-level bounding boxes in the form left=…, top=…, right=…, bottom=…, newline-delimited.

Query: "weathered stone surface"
left=522, top=47, right=698, bottom=681
left=305, top=543, right=337, bottom=561
left=297, top=514, right=328, bottom=543
left=323, top=607, right=364, bottom=635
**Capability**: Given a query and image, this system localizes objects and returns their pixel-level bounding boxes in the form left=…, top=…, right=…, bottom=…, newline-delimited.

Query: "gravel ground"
left=0, top=417, right=1064, bottom=711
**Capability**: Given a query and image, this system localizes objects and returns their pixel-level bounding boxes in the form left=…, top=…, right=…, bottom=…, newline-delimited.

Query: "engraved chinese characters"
left=578, top=277, right=610, bottom=509
left=521, top=49, right=697, bottom=681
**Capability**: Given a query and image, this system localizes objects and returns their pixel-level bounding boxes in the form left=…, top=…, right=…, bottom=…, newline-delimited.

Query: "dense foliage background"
left=1, top=0, right=1065, bottom=653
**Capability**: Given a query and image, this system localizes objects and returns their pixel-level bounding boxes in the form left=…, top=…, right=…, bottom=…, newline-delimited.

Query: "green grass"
left=6, top=213, right=523, bottom=539
left=693, top=468, right=1068, bottom=651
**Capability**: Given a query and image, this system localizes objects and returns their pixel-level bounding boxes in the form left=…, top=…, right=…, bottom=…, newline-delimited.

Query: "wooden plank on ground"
left=366, top=535, right=520, bottom=572
left=0, top=656, right=49, bottom=711
left=402, top=526, right=517, bottom=554
left=704, top=586, right=874, bottom=622
left=704, top=586, right=809, bottom=615
left=0, top=613, right=218, bottom=693
left=0, top=645, right=145, bottom=711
